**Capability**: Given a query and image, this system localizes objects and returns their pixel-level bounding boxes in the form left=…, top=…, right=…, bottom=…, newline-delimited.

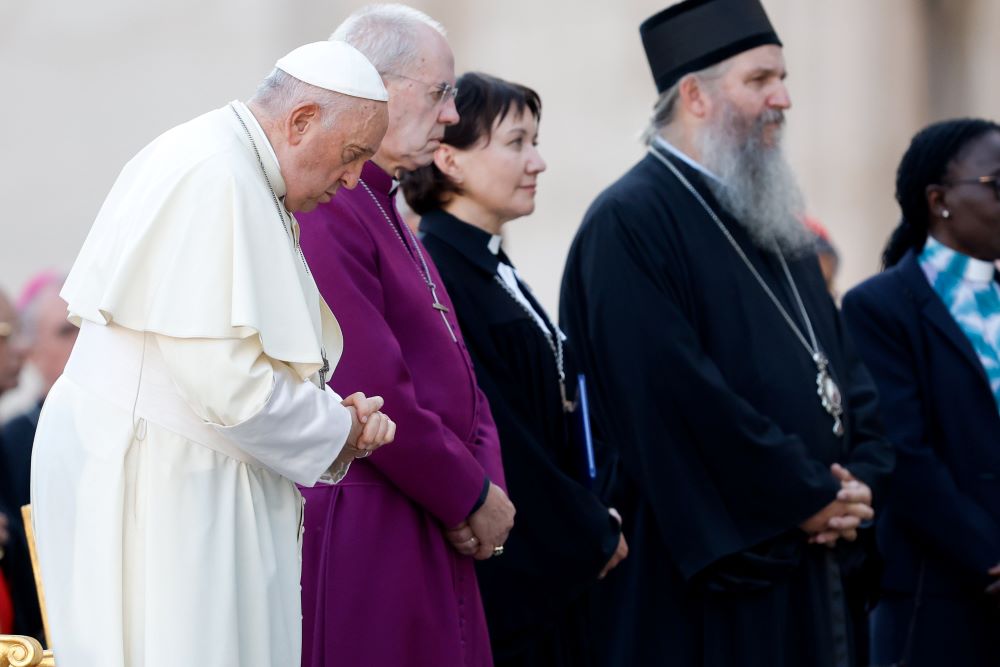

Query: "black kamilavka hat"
left=640, top=0, right=782, bottom=93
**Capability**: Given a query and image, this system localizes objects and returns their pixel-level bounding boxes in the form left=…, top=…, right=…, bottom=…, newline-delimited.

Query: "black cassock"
left=421, top=209, right=622, bottom=667
left=559, top=149, right=895, bottom=667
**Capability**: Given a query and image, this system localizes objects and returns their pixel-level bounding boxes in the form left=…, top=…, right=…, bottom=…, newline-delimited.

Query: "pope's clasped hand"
left=342, top=392, right=396, bottom=459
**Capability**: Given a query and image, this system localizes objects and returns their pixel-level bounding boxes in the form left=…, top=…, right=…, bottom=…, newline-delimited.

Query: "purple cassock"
left=297, top=161, right=506, bottom=667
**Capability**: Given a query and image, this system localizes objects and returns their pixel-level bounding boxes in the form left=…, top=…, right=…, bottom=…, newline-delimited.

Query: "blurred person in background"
left=3, top=272, right=76, bottom=511
left=0, top=272, right=73, bottom=643
left=805, top=216, right=841, bottom=297
left=842, top=118, right=1000, bottom=666
left=0, top=291, right=21, bottom=417
left=559, top=0, right=894, bottom=664
left=297, top=7, right=513, bottom=667
left=401, top=72, right=628, bottom=667
left=0, top=288, right=40, bottom=639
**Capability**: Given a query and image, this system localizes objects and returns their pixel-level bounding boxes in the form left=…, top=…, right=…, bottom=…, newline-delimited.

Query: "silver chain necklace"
left=649, top=146, right=845, bottom=436
left=358, top=178, right=457, bottom=343
left=229, top=103, right=329, bottom=385
left=492, top=274, right=574, bottom=412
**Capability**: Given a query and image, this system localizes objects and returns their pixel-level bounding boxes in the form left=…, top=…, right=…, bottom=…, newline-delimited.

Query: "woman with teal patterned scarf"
left=842, top=118, right=1000, bottom=666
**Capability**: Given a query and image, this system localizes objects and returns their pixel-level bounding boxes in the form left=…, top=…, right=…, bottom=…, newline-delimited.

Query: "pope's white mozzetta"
left=30, top=42, right=391, bottom=667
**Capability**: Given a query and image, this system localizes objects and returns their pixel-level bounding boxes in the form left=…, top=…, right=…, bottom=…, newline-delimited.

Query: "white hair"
left=330, top=4, right=446, bottom=75
left=249, top=68, right=352, bottom=128
left=641, top=60, right=730, bottom=145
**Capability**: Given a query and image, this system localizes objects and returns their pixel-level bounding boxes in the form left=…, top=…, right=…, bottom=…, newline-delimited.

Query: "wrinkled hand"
left=467, top=483, right=515, bottom=560
left=985, top=564, right=1000, bottom=597
left=444, top=521, right=480, bottom=557
left=802, top=464, right=874, bottom=547
left=599, top=533, right=629, bottom=580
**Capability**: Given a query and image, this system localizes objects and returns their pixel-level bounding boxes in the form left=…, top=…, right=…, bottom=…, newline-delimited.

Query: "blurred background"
left=2, top=0, right=998, bottom=329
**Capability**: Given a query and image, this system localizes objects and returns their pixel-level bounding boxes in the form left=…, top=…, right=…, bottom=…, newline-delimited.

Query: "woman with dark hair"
left=401, top=72, right=628, bottom=667
left=841, top=118, right=1000, bottom=665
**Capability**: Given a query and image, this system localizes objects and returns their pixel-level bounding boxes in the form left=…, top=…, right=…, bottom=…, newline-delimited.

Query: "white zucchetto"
left=276, top=41, right=388, bottom=102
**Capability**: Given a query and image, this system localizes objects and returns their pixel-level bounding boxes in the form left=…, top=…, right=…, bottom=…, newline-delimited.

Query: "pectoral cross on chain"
left=358, top=178, right=459, bottom=344
left=319, top=348, right=330, bottom=387
left=430, top=285, right=458, bottom=343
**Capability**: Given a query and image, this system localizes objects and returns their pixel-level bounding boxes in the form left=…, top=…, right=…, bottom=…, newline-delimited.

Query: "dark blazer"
left=420, top=209, right=621, bottom=667
left=843, top=251, right=1000, bottom=595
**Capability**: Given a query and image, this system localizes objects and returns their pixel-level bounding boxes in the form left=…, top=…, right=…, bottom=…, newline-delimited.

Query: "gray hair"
left=330, top=4, right=446, bottom=76
left=250, top=68, right=351, bottom=128
left=641, top=60, right=730, bottom=145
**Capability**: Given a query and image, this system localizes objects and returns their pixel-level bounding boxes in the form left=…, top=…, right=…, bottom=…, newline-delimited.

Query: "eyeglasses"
left=387, top=72, right=458, bottom=105
left=947, top=175, right=1000, bottom=201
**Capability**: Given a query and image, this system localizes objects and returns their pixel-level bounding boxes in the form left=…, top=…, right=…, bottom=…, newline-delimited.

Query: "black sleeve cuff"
left=467, top=477, right=491, bottom=518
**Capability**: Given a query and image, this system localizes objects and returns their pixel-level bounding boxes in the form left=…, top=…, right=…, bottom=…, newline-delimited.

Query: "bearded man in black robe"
left=560, top=1, right=895, bottom=665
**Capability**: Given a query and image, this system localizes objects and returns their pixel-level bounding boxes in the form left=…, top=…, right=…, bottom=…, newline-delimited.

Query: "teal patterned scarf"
left=919, top=236, right=1000, bottom=413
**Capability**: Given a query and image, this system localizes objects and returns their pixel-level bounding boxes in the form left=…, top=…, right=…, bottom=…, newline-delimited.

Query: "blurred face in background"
left=0, top=292, right=24, bottom=395
left=25, top=286, right=77, bottom=395
left=437, top=106, right=546, bottom=233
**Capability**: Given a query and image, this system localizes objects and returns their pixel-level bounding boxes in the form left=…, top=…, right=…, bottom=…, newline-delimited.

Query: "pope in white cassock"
left=29, top=41, right=395, bottom=667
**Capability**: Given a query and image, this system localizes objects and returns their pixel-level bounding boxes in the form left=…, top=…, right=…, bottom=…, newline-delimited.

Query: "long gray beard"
left=696, top=105, right=815, bottom=257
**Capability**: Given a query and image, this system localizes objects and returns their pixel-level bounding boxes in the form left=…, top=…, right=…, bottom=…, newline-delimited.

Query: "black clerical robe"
left=421, top=209, right=622, bottom=667
left=559, top=148, right=894, bottom=667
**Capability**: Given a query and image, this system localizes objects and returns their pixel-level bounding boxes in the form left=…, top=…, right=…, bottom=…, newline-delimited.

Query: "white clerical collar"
left=487, top=235, right=502, bottom=255
left=922, top=235, right=997, bottom=284
left=653, top=136, right=719, bottom=181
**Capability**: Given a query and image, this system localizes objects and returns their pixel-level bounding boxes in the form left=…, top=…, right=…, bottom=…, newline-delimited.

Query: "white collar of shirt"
left=922, top=235, right=997, bottom=285
left=488, top=235, right=566, bottom=341
left=496, top=263, right=556, bottom=339
left=487, top=235, right=502, bottom=255
left=653, top=136, right=719, bottom=181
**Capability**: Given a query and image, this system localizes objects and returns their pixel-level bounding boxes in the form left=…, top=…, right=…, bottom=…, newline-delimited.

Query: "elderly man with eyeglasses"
left=296, top=5, right=514, bottom=667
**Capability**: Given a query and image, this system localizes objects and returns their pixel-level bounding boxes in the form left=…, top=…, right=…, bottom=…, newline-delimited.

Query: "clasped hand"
left=334, top=392, right=396, bottom=467
left=444, top=482, right=515, bottom=560
left=599, top=509, right=629, bottom=580
left=800, top=463, right=874, bottom=548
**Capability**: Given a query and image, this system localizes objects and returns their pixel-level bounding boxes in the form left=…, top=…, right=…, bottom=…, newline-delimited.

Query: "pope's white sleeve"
left=154, top=334, right=353, bottom=487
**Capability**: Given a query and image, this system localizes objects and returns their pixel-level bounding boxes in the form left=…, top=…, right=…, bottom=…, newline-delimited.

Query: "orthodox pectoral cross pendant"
left=813, top=352, right=845, bottom=436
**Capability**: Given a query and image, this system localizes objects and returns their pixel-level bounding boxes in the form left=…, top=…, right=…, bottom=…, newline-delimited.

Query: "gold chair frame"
left=0, top=506, right=55, bottom=666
